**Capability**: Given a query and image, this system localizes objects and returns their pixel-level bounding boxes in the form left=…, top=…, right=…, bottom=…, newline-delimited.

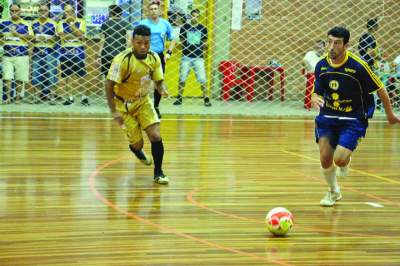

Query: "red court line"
left=88, top=157, right=294, bottom=266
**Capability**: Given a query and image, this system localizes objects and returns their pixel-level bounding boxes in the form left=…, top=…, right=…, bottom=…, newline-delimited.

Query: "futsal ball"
left=266, top=207, right=294, bottom=236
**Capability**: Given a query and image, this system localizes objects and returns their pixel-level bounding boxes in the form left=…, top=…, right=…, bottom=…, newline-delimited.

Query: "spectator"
left=31, top=4, right=58, bottom=103
left=173, top=9, right=211, bottom=107
left=358, top=18, right=380, bottom=70
left=57, top=4, right=88, bottom=106
left=140, top=1, right=177, bottom=118
left=0, top=4, right=33, bottom=104
left=302, top=39, right=325, bottom=110
left=98, top=4, right=132, bottom=78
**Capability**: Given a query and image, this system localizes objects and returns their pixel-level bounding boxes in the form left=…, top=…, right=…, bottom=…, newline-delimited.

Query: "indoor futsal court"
left=1, top=114, right=399, bottom=265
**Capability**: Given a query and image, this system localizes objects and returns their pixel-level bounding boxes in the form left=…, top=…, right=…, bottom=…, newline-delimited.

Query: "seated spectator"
left=0, top=4, right=33, bottom=104
left=31, top=4, right=58, bottom=104
left=57, top=4, right=88, bottom=106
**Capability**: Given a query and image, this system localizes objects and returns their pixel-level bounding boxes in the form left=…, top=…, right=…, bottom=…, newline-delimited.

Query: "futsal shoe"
left=320, top=190, right=342, bottom=207
left=138, top=151, right=153, bottom=166
left=154, top=173, right=169, bottom=185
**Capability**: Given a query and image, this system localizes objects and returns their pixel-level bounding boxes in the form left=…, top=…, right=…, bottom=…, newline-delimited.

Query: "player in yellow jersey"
left=105, top=25, right=169, bottom=185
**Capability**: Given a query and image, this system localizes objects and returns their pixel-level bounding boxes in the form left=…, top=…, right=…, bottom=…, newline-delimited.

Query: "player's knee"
left=148, top=132, right=161, bottom=142
left=130, top=140, right=144, bottom=151
left=320, top=155, right=333, bottom=168
left=334, top=157, right=348, bottom=167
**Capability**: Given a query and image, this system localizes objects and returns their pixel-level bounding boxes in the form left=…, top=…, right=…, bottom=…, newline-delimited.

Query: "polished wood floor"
left=1, top=114, right=400, bottom=266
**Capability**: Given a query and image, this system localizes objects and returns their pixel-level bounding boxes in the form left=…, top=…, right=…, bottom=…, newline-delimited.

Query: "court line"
left=186, top=187, right=392, bottom=238
left=0, top=115, right=390, bottom=123
left=88, top=157, right=293, bottom=266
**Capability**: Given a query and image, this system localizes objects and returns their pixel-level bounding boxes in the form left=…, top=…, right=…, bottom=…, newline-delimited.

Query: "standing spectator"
left=140, top=1, right=176, bottom=118
left=105, top=25, right=169, bottom=185
left=31, top=4, right=58, bottom=103
left=173, top=9, right=211, bottom=107
left=358, top=18, right=380, bottom=70
left=57, top=4, right=88, bottom=106
left=0, top=4, right=33, bottom=104
left=302, top=39, right=325, bottom=110
left=311, top=27, right=399, bottom=207
left=98, top=4, right=132, bottom=77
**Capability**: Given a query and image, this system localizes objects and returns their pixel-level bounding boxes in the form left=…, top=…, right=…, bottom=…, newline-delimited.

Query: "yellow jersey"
left=107, top=48, right=163, bottom=100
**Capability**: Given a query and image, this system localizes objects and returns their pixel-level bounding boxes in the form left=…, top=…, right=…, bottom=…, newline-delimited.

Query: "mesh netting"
left=1, top=0, right=399, bottom=116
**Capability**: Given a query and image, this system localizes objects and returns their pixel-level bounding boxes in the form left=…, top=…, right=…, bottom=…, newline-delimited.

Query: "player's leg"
left=139, top=97, right=168, bottom=184
left=174, top=56, right=190, bottom=105
left=315, top=116, right=342, bottom=206
left=335, top=118, right=367, bottom=178
left=193, top=58, right=211, bottom=106
left=121, top=110, right=152, bottom=166
left=2, top=56, right=14, bottom=103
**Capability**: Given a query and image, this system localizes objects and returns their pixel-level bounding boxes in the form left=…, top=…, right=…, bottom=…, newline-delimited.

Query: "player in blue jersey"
left=311, top=26, right=400, bottom=207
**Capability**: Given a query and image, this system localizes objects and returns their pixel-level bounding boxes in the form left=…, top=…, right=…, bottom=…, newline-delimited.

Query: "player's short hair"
left=327, top=26, right=350, bottom=44
left=190, top=9, right=200, bottom=16
left=109, top=4, right=122, bottom=17
left=367, top=18, right=378, bottom=30
left=132, top=25, right=151, bottom=38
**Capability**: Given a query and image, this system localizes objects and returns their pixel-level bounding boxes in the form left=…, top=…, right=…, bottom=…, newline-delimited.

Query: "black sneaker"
left=204, top=97, right=212, bottom=107
left=63, top=98, right=74, bottom=105
left=173, top=97, right=182, bottom=105
left=155, top=107, right=162, bottom=119
left=81, top=98, right=90, bottom=106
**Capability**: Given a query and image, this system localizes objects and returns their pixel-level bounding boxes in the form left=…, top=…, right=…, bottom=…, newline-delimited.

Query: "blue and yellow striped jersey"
left=314, top=51, right=383, bottom=119
left=57, top=18, right=86, bottom=48
left=32, top=18, right=57, bottom=50
left=0, top=19, right=33, bottom=56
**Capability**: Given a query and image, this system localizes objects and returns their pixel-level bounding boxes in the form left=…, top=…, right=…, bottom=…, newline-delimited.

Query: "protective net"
left=1, top=0, right=399, bottom=116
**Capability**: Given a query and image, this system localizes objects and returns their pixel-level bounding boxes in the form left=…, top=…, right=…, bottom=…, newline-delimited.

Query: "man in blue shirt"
left=140, top=1, right=176, bottom=118
left=311, top=26, right=400, bottom=207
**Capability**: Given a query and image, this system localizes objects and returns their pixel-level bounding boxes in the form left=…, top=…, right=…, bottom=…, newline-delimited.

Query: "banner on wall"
left=231, top=0, right=243, bottom=30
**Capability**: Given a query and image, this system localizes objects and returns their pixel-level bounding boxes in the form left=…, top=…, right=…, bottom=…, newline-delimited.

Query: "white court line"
left=0, top=116, right=390, bottom=123
left=365, top=202, right=384, bottom=208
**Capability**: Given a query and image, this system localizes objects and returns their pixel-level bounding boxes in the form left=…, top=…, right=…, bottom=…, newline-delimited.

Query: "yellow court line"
left=281, top=149, right=400, bottom=185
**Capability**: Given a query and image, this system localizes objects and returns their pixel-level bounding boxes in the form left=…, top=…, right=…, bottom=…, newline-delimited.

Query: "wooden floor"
left=1, top=114, right=400, bottom=266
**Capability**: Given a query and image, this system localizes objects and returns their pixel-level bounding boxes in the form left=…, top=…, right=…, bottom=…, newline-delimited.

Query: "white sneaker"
left=320, top=191, right=342, bottom=207
left=336, top=158, right=351, bottom=178
left=154, top=174, right=169, bottom=185
left=139, top=151, right=153, bottom=166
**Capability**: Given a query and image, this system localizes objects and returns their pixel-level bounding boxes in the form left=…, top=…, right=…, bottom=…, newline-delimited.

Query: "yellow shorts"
left=115, top=95, right=160, bottom=144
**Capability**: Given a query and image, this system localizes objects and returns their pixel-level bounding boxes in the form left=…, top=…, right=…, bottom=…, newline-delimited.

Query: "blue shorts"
left=315, top=115, right=368, bottom=151
left=60, top=47, right=86, bottom=78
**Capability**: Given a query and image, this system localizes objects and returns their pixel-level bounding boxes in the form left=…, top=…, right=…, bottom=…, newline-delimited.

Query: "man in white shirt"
left=302, top=39, right=325, bottom=109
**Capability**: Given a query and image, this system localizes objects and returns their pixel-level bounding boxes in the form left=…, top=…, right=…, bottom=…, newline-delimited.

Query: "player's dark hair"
left=132, top=25, right=151, bottom=38
left=327, top=26, right=350, bottom=44
left=190, top=9, right=200, bottom=16
left=109, top=4, right=122, bottom=17
left=367, top=18, right=378, bottom=30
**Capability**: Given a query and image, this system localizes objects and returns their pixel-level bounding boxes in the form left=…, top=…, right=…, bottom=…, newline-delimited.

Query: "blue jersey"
left=314, top=51, right=383, bottom=119
left=0, top=19, right=33, bottom=56
left=32, top=18, right=58, bottom=54
left=139, top=18, right=174, bottom=53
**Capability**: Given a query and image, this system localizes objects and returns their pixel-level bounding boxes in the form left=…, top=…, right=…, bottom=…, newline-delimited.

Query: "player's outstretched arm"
left=377, top=88, right=400, bottom=125
left=311, top=93, right=324, bottom=111
left=105, top=79, right=124, bottom=128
